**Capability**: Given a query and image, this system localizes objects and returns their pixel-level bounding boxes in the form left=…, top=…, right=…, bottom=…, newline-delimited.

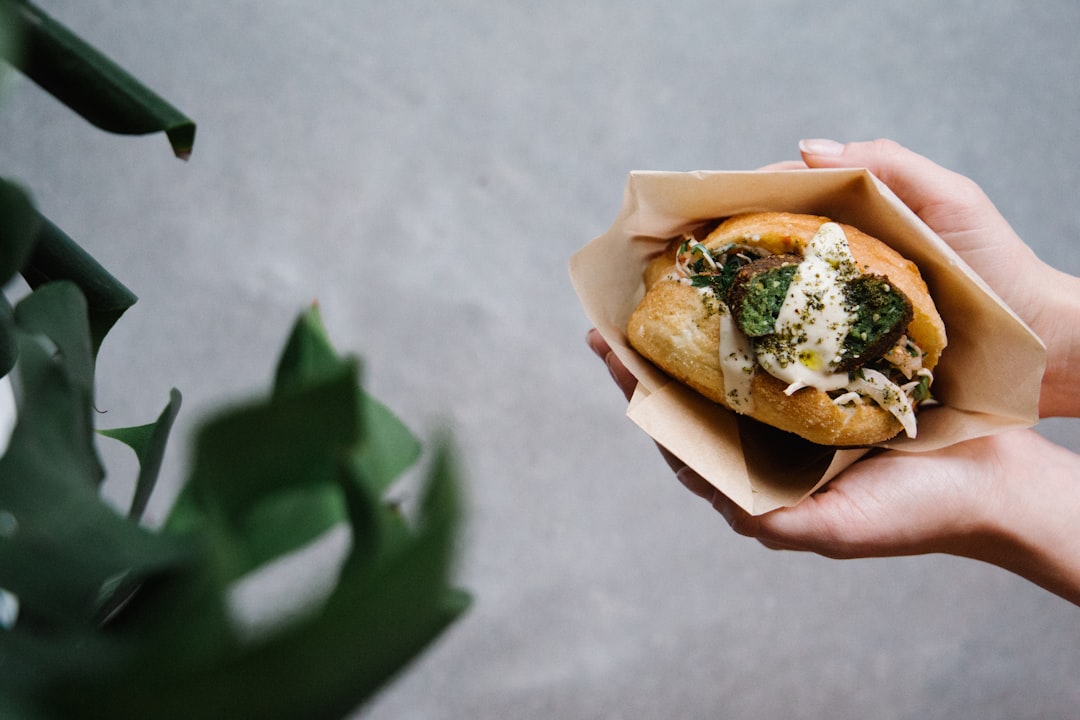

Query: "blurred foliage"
left=4, top=0, right=196, bottom=158
left=0, top=2, right=469, bottom=717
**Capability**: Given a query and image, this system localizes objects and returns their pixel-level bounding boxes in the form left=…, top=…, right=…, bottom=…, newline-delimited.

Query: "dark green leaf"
left=20, top=212, right=137, bottom=356
left=354, top=390, right=422, bottom=494
left=188, top=361, right=359, bottom=517
left=0, top=0, right=21, bottom=89
left=14, top=280, right=95, bottom=399
left=274, top=304, right=421, bottom=493
left=0, top=292, right=17, bottom=379
left=8, top=1, right=196, bottom=159
left=273, top=303, right=344, bottom=396
left=0, top=336, right=101, bottom=621
left=0, top=330, right=196, bottom=701
left=3, top=305, right=469, bottom=719
left=98, top=387, right=183, bottom=521
left=0, top=178, right=40, bottom=284
left=0, top=178, right=40, bottom=376
left=166, top=359, right=361, bottom=581
left=225, top=484, right=347, bottom=571
left=11, top=282, right=100, bottom=486
left=51, top=443, right=469, bottom=720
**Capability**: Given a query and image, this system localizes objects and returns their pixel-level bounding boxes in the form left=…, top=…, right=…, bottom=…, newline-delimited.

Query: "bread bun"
left=627, top=212, right=947, bottom=446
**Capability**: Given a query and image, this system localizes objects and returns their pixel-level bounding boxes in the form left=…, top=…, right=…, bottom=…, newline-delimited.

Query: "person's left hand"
left=587, top=327, right=1023, bottom=564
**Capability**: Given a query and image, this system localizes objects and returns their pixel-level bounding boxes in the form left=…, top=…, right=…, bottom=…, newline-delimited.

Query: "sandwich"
left=627, top=211, right=947, bottom=445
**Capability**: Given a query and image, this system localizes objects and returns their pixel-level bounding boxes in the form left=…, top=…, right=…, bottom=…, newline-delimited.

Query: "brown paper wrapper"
left=570, top=169, right=1046, bottom=515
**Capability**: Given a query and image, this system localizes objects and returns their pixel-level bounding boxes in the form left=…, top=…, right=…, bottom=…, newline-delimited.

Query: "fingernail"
left=586, top=329, right=603, bottom=357
left=799, top=138, right=845, bottom=156
left=674, top=466, right=695, bottom=491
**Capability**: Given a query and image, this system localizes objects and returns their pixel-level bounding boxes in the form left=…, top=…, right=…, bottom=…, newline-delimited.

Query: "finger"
left=674, top=465, right=716, bottom=500
left=657, top=444, right=687, bottom=474
left=711, top=490, right=767, bottom=539
left=710, top=490, right=841, bottom=554
left=586, top=328, right=638, bottom=400
left=606, top=349, right=638, bottom=401
left=586, top=327, right=611, bottom=358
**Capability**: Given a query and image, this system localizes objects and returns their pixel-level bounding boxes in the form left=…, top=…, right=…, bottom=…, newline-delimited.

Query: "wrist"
left=963, top=431, right=1080, bottom=605
left=1031, top=267, right=1080, bottom=418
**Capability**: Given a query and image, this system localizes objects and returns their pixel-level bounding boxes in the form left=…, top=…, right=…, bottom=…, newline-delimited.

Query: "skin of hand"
left=586, top=139, right=1080, bottom=604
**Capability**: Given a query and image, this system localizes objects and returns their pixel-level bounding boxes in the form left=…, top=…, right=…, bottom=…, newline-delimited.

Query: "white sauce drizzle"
left=681, top=222, right=926, bottom=437
left=718, top=310, right=756, bottom=412
left=845, top=368, right=917, bottom=438
left=753, top=222, right=856, bottom=393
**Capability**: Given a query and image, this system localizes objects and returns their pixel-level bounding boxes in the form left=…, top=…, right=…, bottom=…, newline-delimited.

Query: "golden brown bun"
left=627, top=212, right=947, bottom=446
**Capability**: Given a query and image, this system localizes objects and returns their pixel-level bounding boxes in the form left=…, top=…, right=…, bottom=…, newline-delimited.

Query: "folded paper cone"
left=570, top=169, right=1045, bottom=515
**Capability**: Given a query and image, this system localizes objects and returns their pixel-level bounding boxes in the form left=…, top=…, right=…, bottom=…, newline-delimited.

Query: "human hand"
left=708, top=425, right=1080, bottom=607
left=782, top=138, right=1080, bottom=418
left=587, top=327, right=1080, bottom=605
left=585, top=326, right=1001, bottom=559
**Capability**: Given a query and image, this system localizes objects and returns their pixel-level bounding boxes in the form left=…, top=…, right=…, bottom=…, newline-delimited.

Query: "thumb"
left=797, top=138, right=1013, bottom=251
left=797, top=138, right=988, bottom=217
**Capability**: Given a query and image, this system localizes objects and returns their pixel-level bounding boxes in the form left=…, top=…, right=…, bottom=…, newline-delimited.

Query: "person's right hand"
left=785, top=139, right=1080, bottom=418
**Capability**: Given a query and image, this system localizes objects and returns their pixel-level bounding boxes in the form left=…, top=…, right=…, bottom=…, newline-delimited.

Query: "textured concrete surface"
left=2, top=2, right=1079, bottom=718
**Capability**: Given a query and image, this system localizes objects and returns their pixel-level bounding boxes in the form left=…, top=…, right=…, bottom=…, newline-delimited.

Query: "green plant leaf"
left=0, top=0, right=21, bottom=90
left=7, top=1, right=196, bottom=159
left=0, top=332, right=105, bottom=622
left=48, top=442, right=469, bottom=720
left=14, top=280, right=95, bottom=395
left=98, top=387, right=182, bottom=521
left=0, top=285, right=202, bottom=704
left=11, top=281, right=99, bottom=478
left=354, top=389, right=422, bottom=493
left=164, top=304, right=424, bottom=587
left=3, top=305, right=469, bottom=719
left=167, top=359, right=361, bottom=582
left=0, top=183, right=137, bottom=358
left=0, top=178, right=39, bottom=284
left=272, top=303, right=344, bottom=396
left=0, top=178, right=41, bottom=376
left=0, top=293, right=15, bottom=379
left=20, top=212, right=137, bottom=356
left=0, top=326, right=197, bottom=702
left=274, top=304, right=423, bottom=494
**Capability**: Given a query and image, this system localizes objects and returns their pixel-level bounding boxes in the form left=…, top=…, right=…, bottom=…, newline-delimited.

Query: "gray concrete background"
left=3, top=1, right=1079, bottom=718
